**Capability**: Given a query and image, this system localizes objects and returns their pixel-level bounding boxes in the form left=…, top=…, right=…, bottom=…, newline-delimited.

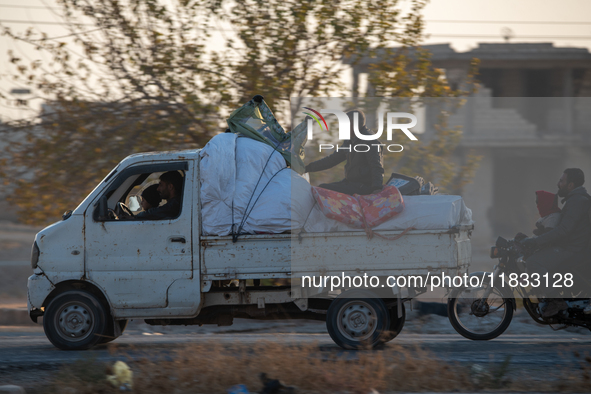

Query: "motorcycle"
left=447, top=236, right=591, bottom=340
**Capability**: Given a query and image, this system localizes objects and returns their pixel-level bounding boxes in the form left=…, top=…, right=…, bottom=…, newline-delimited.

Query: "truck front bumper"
left=27, top=272, right=55, bottom=323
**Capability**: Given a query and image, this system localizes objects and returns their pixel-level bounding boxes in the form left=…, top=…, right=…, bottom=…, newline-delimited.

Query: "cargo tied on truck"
left=28, top=96, right=474, bottom=350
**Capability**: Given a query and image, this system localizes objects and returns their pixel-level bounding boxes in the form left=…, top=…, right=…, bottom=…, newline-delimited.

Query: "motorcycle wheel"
left=447, top=284, right=514, bottom=340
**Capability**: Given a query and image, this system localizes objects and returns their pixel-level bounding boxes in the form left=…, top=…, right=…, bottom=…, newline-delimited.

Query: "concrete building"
left=348, top=43, right=591, bottom=254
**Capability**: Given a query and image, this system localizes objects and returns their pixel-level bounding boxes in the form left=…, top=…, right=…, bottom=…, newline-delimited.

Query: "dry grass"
left=41, top=343, right=591, bottom=394
left=44, top=342, right=470, bottom=394
left=549, top=350, right=591, bottom=393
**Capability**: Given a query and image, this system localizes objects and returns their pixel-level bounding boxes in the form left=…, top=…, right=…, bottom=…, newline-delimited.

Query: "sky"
left=1, top=0, right=591, bottom=121
left=422, top=0, right=591, bottom=51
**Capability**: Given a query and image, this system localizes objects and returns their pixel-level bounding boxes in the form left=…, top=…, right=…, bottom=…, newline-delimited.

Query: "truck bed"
left=200, top=226, right=472, bottom=281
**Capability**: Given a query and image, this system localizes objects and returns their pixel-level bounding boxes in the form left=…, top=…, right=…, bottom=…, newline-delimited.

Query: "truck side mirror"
left=62, top=210, right=72, bottom=221
left=97, top=195, right=109, bottom=221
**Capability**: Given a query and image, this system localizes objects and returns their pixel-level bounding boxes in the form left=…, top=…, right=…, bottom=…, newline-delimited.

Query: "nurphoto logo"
left=303, top=108, right=419, bottom=152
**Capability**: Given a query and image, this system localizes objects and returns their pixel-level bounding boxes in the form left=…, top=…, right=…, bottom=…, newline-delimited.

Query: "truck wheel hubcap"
left=337, top=301, right=377, bottom=342
left=56, top=302, right=94, bottom=341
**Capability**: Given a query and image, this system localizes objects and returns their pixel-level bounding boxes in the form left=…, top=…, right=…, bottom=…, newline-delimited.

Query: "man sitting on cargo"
left=305, top=110, right=384, bottom=195
left=134, top=171, right=183, bottom=220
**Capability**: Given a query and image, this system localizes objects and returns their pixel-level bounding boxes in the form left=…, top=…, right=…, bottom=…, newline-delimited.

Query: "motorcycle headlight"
left=31, top=241, right=40, bottom=269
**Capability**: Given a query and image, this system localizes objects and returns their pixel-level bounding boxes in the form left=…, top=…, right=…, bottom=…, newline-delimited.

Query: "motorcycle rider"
left=522, top=168, right=591, bottom=317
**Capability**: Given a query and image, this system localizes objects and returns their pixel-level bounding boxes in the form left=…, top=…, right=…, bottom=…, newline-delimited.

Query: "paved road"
left=0, top=324, right=588, bottom=369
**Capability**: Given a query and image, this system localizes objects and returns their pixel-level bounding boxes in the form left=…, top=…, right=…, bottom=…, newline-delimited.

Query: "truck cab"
left=29, top=150, right=203, bottom=349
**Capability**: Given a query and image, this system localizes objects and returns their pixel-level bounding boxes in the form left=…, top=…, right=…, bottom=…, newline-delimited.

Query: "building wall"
left=461, top=148, right=494, bottom=255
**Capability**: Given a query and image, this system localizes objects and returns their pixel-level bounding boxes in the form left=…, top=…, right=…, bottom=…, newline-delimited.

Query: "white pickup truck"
left=28, top=149, right=472, bottom=350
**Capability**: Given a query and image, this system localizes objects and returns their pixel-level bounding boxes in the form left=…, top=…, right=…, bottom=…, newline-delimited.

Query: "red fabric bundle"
left=311, top=185, right=404, bottom=229
left=535, top=190, right=561, bottom=218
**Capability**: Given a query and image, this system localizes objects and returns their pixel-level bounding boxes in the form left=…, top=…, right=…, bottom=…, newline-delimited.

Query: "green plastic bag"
left=226, top=95, right=307, bottom=174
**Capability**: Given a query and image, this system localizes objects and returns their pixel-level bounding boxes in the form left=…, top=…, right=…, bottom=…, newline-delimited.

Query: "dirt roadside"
left=0, top=221, right=42, bottom=304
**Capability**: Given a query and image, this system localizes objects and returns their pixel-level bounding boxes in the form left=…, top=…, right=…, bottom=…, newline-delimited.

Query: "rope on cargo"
left=231, top=136, right=239, bottom=238
left=232, top=144, right=286, bottom=243
left=357, top=199, right=415, bottom=241
left=296, top=199, right=319, bottom=244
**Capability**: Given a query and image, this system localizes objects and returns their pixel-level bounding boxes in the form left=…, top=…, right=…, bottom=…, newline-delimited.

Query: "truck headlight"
left=31, top=241, right=40, bottom=269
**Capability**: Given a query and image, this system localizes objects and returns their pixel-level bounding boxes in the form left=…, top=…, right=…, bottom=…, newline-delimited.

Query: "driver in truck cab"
left=134, top=171, right=183, bottom=220
left=140, top=184, right=162, bottom=211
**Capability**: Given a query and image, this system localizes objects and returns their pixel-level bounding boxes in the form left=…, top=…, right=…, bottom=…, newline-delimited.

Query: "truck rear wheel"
left=326, top=291, right=390, bottom=350
left=43, top=290, right=107, bottom=350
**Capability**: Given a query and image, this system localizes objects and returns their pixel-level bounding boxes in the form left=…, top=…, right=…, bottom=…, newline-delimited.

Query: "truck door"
left=84, top=161, right=193, bottom=309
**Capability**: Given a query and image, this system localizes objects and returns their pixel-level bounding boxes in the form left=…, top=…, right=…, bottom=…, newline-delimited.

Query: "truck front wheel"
left=326, top=292, right=390, bottom=350
left=43, top=290, right=107, bottom=350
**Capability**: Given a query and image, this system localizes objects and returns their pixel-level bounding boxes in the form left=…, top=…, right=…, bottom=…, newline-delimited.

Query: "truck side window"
left=133, top=171, right=185, bottom=220
left=94, top=163, right=187, bottom=222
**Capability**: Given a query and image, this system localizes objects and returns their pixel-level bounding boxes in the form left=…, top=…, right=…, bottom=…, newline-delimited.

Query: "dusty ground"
left=2, top=327, right=591, bottom=393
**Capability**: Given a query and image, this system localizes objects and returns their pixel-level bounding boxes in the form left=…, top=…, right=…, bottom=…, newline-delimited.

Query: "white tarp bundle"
left=199, top=133, right=315, bottom=236
left=200, top=133, right=473, bottom=236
